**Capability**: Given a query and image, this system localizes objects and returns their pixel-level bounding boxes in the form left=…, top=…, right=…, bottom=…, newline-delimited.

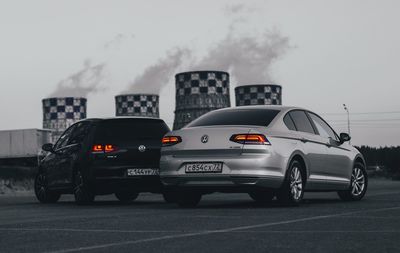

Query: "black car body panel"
left=39, top=117, right=170, bottom=195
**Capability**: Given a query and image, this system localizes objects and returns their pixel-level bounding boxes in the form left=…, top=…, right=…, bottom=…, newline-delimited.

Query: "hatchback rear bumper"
left=93, top=176, right=163, bottom=194
left=89, top=166, right=163, bottom=194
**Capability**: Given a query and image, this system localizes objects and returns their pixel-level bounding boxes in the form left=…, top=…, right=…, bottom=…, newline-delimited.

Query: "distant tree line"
left=356, top=146, right=400, bottom=179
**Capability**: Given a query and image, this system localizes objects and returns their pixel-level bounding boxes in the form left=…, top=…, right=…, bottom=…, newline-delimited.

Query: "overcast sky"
left=0, top=0, right=399, bottom=147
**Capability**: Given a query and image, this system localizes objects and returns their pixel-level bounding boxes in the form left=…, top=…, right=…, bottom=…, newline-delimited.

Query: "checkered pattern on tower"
left=173, top=71, right=231, bottom=130
left=115, top=94, right=159, bottom=118
left=42, top=97, right=87, bottom=142
left=235, top=85, right=282, bottom=106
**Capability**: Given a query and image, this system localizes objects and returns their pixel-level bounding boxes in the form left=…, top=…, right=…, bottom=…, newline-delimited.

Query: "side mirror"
left=42, top=143, right=54, bottom=152
left=339, top=133, right=351, bottom=143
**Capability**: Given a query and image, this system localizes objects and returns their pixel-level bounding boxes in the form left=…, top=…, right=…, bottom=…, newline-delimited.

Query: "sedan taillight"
left=230, top=134, right=270, bottom=145
left=162, top=136, right=182, bottom=146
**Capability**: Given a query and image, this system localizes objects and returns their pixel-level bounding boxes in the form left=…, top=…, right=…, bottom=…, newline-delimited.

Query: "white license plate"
left=127, top=168, right=159, bottom=176
left=185, top=163, right=223, bottom=173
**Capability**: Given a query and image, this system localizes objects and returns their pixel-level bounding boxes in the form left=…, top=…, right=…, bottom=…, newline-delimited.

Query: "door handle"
left=301, top=138, right=307, bottom=143
left=325, top=143, right=332, bottom=148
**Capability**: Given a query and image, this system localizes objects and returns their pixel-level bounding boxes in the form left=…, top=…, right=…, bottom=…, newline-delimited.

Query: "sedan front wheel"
left=338, top=163, right=368, bottom=201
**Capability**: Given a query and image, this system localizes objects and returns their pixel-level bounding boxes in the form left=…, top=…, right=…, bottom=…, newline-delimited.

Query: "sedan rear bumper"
left=160, top=152, right=287, bottom=191
left=161, top=175, right=284, bottom=191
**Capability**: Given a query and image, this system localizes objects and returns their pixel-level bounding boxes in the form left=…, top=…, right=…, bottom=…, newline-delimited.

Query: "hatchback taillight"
left=162, top=136, right=182, bottom=146
left=92, top=144, right=118, bottom=153
left=92, top=144, right=103, bottom=153
left=230, top=134, right=270, bottom=145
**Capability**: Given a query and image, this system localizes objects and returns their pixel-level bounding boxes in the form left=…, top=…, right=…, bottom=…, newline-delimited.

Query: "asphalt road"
left=0, top=179, right=400, bottom=253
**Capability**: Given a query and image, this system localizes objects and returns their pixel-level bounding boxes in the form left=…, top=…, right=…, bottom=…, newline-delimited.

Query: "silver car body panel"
left=160, top=105, right=362, bottom=192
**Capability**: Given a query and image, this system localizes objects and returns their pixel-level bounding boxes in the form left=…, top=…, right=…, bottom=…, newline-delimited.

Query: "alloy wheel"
left=35, top=174, right=47, bottom=200
left=290, top=166, right=303, bottom=200
left=73, top=171, right=94, bottom=204
left=351, top=167, right=366, bottom=196
left=337, top=162, right=368, bottom=201
left=73, top=171, right=84, bottom=197
left=34, top=172, right=60, bottom=203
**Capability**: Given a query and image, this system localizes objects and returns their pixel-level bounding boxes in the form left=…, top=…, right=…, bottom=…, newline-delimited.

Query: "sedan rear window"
left=289, top=110, right=315, bottom=134
left=283, top=114, right=297, bottom=131
left=186, top=109, right=280, bottom=127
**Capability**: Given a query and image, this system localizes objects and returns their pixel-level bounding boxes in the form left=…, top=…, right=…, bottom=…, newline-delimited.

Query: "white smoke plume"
left=189, top=3, right=290, bottom=85
left=104, top=33, right=135, bottom=50
left=123, top=48, right=190, bottom=94
left=122, top=3, right=289, bottom=94
left=193, top=29, right=289, bottom=85
left=223, top=3, right=255, bottom=17
left=49, top=59, right=106, bottom=98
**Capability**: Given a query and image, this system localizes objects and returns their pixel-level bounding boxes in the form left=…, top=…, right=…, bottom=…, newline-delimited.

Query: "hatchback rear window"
left=186, top=109, right=280, bottom=127
left=94, top=119, right=170, bottom=142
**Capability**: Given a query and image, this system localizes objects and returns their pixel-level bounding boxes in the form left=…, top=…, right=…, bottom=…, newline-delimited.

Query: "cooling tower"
left=173, top=71, right=230, bottom=130
left=235, top=84, right=282, bottom=106
left=42, top=97, right=87, bottom=142
left=115, top=94, right=159, bottom=118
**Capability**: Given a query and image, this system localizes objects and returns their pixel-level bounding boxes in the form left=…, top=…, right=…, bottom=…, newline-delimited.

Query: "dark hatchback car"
left=35, top=117, right=170, bottom=204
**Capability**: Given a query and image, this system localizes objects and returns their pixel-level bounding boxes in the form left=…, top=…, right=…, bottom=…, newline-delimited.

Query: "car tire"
left=115, top=192, right=139, bottom=203
left=162, top=190, right=178, bottom=203
left=34, top=172, right=61, bottom=203
left=277, top=160, right=305, bottom=206
left=338, top=162, right=368, bottom=201
left=73, top=170, right=95, bottom=205
left=249, top=190, right=275, bottom=203
left=176, top=192, right=202, bottom=208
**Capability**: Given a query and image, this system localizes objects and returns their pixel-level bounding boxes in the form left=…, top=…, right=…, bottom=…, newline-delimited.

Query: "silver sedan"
left=160, top=106, right=368, bottom=207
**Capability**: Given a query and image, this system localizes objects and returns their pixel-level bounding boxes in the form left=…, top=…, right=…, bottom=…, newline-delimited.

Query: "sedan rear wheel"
left=34, top=172, right=61, bottom=203
left=115, top=192, right=139, bottom=203
left=338, top=163, right=368, bottom=201
left=176, top=192, right=202, bottom=208
left=249, top=190, right=275, bottom=203
left=277, top=160, right=304, bottom=206
left=73, top=171, right=95, bottom=205
left=162, top=190, right=179, bottom=203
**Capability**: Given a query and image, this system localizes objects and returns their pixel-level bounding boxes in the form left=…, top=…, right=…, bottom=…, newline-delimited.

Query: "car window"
left=68, top=122, right=92, bottom=145
left=94, top=119, right=170, bottom=142
left=186, top=109, right=280, bottom=127
left=283, top=114, right=297, bottom=131
left=289, top=110, right=315, bottom=134
left=53, top=125, right=76, bottom=150
left=308, top=112, right=339, bottom=141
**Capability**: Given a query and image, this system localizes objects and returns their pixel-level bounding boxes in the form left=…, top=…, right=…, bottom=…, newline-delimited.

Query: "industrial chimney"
left=115, top=94, right=159, bottom=118
left=42, top=97, right=87, bottom=142
left=235, top=84, right=282, bottom=106
left=173, top=71, right=230, bottom=130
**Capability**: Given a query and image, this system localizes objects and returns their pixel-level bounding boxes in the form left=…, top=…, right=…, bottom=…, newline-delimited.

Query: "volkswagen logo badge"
left=138, top=145, right=146, bottom=152
left=201, top=135, right=209, bottom=143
